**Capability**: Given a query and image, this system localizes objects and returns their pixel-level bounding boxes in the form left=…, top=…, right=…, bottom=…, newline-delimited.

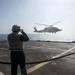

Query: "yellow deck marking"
left=27, top=62, right=49, bottom=74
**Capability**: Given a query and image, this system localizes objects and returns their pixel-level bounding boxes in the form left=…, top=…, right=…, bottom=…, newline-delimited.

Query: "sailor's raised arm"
left=20, top=29, right=29, bottom=42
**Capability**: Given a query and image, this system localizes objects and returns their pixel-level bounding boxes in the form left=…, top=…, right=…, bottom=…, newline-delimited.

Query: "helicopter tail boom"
left=34, top=27, right=38, bottom=32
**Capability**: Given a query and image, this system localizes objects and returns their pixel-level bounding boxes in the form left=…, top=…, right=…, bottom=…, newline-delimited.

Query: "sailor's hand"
left=20, top=29, right=24, bottom=33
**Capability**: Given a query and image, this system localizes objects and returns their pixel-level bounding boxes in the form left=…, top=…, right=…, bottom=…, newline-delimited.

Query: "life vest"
left=8, top=33, right=23, bottom=50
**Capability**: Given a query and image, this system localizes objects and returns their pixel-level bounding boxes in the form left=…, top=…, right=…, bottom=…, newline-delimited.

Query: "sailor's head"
left=12, top=25, right=20, bottom=32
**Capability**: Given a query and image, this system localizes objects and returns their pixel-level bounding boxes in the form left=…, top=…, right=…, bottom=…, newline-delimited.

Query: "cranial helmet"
left=12, top=25, right=20, bottom=32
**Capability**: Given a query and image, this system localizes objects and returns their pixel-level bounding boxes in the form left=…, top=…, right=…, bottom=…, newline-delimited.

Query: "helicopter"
left=34, top=21, right=62, bottom=33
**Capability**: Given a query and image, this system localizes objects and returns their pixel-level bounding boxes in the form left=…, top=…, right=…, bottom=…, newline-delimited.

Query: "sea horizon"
left=0, top=33, right=75, bottom=42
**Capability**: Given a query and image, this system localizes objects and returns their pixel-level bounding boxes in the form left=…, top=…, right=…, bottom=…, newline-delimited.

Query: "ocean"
left=0, top=33, right=75, bottom=42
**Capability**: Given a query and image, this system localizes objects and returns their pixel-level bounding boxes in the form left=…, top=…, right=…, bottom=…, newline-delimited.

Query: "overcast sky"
left=0, top=0, right=75, bottom=35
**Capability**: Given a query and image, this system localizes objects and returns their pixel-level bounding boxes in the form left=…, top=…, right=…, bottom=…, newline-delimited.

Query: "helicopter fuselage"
left=34, top=27, right=62, bottom=33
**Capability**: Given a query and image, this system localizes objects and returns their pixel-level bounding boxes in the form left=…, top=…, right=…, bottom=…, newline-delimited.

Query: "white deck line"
left=52, top=46, right=75, bottom=58
left=0, top=71, right=5, bottom=75
left=0, top=48, right=8, bottom=50
left=0, top=54, right=9, bottom=58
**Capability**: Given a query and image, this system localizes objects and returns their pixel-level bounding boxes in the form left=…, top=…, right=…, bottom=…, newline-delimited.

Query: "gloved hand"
left=20, top=29, right=24, bottom=33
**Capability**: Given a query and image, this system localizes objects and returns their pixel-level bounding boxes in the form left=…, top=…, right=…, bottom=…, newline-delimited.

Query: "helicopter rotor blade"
left=35, top=23, right=52, bottom=26
left=52, top=21, right=61, bottom=25
left=35, top=21, right=61, bottom=27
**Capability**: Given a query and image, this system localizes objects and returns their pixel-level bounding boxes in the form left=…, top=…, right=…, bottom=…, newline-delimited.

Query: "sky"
left=0, top=0, right=75, bottom=35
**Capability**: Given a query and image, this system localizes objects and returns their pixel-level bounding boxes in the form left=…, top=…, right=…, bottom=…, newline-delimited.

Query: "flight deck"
left=0, top=41, right=75, bottom=75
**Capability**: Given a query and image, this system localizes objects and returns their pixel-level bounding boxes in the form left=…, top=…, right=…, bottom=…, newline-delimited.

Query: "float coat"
left=8, top=33, right=23, bottom=50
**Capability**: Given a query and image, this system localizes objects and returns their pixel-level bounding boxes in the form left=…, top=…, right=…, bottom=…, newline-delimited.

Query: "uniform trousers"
left=10, top=51, right=27, bottom=75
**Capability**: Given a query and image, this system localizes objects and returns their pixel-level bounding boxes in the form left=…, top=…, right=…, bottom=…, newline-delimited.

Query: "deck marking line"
left=27, top=62, right=49, bottom=74
left=0, top=48, right=8, bottom=50
left=0, top=71, right=5, bottom=75
left=0, top=54, right=9, bottom=58
left=27, top=47, right=64, bottom=51
left=39, top=47, right=64, bottom=51
left=52, top=46, right=75, bottom=58
left=27, top=44, right=45, bottom=49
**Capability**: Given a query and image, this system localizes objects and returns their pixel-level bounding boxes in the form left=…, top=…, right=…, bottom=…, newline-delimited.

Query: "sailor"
left=7, top=25, right=29, bottom=75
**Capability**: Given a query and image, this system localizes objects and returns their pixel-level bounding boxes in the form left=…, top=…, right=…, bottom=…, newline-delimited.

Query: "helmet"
left=12, top=25, right=20, bottom=32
